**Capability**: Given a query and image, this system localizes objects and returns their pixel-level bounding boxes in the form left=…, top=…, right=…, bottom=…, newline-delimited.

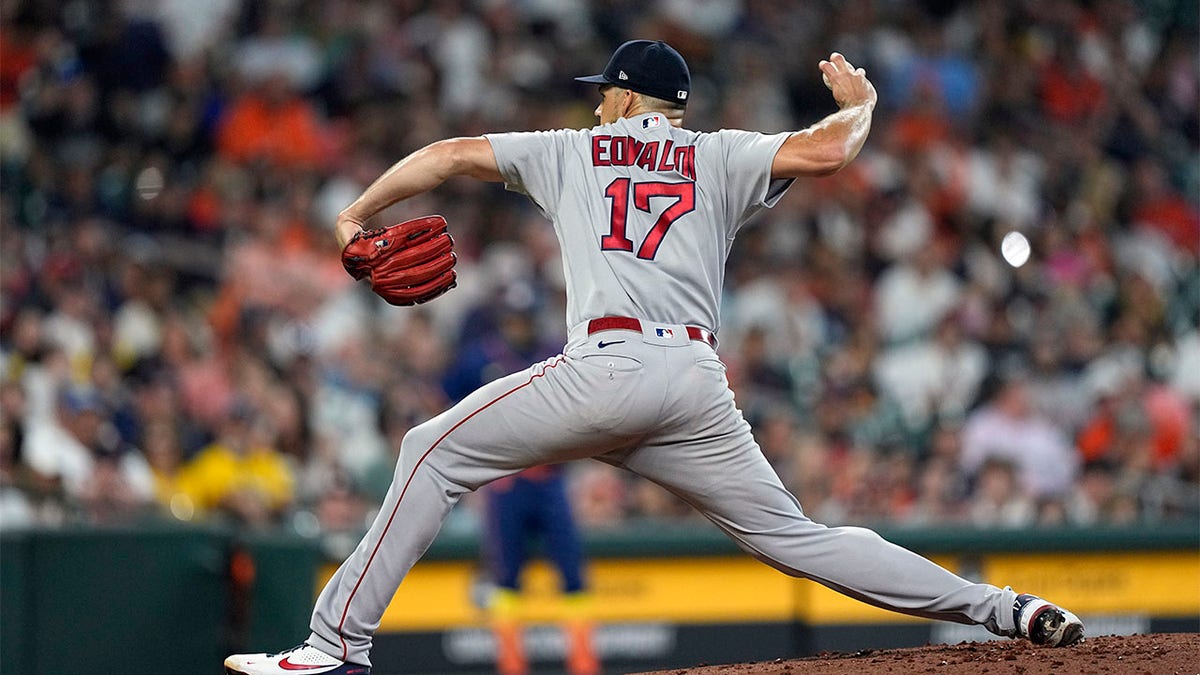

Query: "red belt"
left=586, top=316, right=717, bottom=349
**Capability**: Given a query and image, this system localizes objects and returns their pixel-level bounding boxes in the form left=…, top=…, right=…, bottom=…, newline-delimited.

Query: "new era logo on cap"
left=575, top=40, right=691, bottom=105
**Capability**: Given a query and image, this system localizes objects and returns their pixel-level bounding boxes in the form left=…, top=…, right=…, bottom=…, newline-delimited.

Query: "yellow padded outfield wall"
left=317, top=550, right=1200, bottom=630
left=796, top=551, right=1200, bottom=623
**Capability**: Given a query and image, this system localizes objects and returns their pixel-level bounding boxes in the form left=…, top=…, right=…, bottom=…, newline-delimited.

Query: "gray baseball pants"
left=307, top=321, right=1018, bottom=666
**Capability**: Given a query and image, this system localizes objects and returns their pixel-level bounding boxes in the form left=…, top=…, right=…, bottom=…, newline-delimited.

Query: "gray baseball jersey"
left=307, top=114, right=1020, bottom=667
left=487, top=113, right=792, bottom=334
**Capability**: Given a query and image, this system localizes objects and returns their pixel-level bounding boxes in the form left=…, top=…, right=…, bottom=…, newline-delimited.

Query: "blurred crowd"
left=1, top=0, right=1197, bottom=537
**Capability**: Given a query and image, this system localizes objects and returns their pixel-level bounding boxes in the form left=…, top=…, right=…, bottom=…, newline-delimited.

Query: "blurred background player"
left=480, top=467, right=598, bottom=675
left=444, top=297, right=599, bottom=675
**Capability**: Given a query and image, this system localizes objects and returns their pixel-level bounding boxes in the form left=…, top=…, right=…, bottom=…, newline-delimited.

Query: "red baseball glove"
left=340, top=215, right=457, bottom=306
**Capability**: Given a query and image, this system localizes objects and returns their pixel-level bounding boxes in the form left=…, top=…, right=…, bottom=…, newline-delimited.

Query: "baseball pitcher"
left=226, top=40, right=1083, bottom=675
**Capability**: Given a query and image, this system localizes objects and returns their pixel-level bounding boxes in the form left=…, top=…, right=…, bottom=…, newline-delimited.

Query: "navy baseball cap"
left=576, top=40, right=691, bottom=106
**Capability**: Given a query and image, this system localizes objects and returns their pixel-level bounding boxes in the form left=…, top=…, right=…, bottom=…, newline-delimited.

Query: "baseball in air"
left=1001, top=231, right=1031, bottom=267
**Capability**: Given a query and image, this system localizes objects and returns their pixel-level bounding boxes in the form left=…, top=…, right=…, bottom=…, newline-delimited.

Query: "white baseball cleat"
left=1013, top=594, right=1085, bottom=647
left=224, top=643, right=370, bottom=674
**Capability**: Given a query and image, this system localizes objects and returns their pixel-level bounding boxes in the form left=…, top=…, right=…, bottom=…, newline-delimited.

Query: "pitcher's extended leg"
left=612, top=352, right=1018, bottom=636
left=308, top=355, right=626, bottom=665
left=622, top=430, right=1017, bottom=634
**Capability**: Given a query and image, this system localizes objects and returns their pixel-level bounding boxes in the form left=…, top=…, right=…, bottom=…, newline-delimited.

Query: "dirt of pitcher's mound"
left=634, top=632, right=1200, bottom=675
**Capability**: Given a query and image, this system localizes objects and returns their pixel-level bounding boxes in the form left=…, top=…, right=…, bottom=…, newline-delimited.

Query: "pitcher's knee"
left=392, top=421, right=499, bottom=493
left=393, top=422, right=442, bottom=479
left=838, top=525, right=884, bottom=543
left=807, top=525, right=890, bottom=553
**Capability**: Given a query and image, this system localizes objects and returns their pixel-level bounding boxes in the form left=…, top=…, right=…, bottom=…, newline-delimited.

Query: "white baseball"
left=1001, top=231, right=1031, bottom=267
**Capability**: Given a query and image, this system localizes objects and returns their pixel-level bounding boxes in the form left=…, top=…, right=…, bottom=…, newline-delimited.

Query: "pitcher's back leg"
left=611, top=382, right=1017, bottom=636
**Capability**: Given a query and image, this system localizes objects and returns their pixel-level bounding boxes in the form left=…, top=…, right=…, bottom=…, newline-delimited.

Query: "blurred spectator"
left=960, top=376, right=1080, bottom=498
left=0, top=380, right=36, bottom=527
left=752, top=405, right=803, bottom=482
left=968, top=457, right=1036, bottom=528
left=874, top=314, right=989, bottom=434
left=153, top=0, right=239, bottom=61
left=232, top=5, right=322, bottom=92
left=1127, top=155, right=1200, bottom=253
left=215, top=72, right=325, bottom=169
left=835, top=378, right=910, bottom=453
left=111, top=260, right=173, bottom=368
left=571, top=463, right=627, bottom=529
left=21, top=385, right=155, bottom=521
left=409, top=1, right=493, bottom=119
left=903, top=455, right=966, bottom=526
left=964, top=131, right=1043, bottom=229
left=1038, top=41, right=1107, bottom=126
left=41, top=279, right=99, bottom=372
left=1171, top=328, right=1200, bottom=402
left=1025, top=327, right=1094, bottom=437
left=784, top=432, right=837, bottom=523
left=141, top=418, right=190, bottom=516
left=874, top=244, right=962, bottom=344
left=728, top=268, right=828, bottom=365
left=1065, top=462, right=1121, bottom=526
left=884, top=14, right=980, bottom=118
left=1077, top=369, right=1192, bottom=473
left=726, top=325, right=793, bottom=417
left=296, top=435, right=376, bottom=535
left=177, top=401, right=294, bottom=526
left=309, top=338, right=391, bottom=483
left=628, top=476, right=695, bottom=521
left=1143, top=435, right=1200, bottom=522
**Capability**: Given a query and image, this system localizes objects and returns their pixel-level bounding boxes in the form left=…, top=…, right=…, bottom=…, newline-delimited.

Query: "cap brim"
left=574, top=74, right=610, bottom=84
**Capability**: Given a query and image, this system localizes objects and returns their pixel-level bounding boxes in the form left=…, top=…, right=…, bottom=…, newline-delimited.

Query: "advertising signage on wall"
left=329, top=548, right=1200, bottom=674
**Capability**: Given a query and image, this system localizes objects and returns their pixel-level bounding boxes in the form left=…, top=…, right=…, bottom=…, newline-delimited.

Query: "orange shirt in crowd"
left=216, top=93, right=323, bottom=168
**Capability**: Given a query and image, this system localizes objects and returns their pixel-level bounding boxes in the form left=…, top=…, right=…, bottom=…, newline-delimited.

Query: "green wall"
left=1, top=521, right=1195, bottom=674
left=0, top=525, right=322, bottom=675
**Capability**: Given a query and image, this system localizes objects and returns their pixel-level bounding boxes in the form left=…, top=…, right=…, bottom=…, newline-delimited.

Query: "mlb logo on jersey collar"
left=642, top=114, right=662, bottom=129
left=643, top=322, right=690, bottom=346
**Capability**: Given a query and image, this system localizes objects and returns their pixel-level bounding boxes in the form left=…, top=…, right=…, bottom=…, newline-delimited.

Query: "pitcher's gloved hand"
left=340, top=215, right=457, bottom=306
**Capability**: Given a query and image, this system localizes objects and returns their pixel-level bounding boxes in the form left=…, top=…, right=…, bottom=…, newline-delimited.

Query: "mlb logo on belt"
left=655, top=327, right=674, bottom=338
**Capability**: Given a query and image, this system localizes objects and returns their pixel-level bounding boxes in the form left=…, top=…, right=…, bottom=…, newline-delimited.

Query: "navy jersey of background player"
left=441, top=304, right=587, bottom=596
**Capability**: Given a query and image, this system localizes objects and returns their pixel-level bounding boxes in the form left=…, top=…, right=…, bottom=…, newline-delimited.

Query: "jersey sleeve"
left=485, top=130, right=569, bottom=218
left=717, top=129, right=795, bottom=230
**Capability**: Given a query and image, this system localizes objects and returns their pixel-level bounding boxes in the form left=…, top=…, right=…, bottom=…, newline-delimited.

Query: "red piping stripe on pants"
left=336, top=356, right=567, bottom=659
